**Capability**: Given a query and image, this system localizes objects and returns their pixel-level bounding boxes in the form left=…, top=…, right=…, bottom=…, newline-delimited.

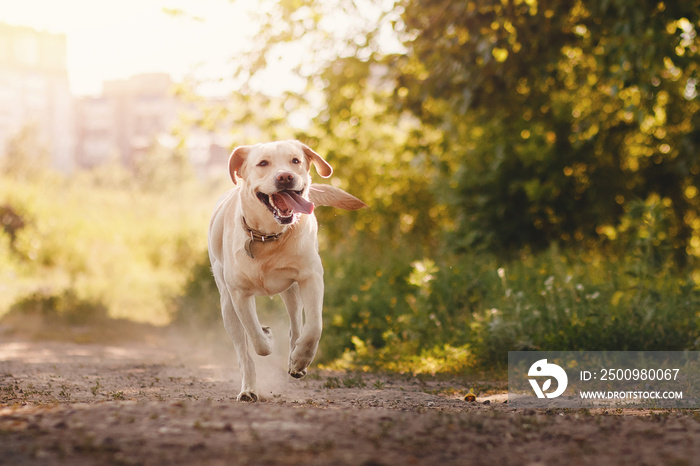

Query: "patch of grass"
left=372, top=380, right=385, bottom=390
left=323, top=374, right=367, bottom=389
left=323, top=377, right=342, bottom=389
left=91, top=380, right=101, bottom=396
left=58, top=384, right=71, bottom=399
left=342, top=374, right=366, bottom=388
left=0, top=171, right=218, bottom=326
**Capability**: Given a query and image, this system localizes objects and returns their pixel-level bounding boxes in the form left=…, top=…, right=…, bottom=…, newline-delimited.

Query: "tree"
left=393, top=0, right=700, bottom=260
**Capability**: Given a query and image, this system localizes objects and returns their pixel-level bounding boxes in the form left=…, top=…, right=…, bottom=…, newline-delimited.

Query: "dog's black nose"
left=275, top=171, right=295, bottom=188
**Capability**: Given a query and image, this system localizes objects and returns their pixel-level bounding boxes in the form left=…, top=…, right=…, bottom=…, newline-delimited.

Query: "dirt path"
left=1, top=335, right=699, bottom=465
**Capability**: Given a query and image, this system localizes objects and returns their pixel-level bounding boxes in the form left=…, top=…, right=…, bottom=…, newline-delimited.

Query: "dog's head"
left=228, top=140, right=332, bottom=225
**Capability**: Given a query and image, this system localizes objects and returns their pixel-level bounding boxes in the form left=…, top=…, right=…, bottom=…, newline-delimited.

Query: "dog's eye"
left=257, top=160, right=269, bottom=167
left=291, top=158, right=301, bottom=164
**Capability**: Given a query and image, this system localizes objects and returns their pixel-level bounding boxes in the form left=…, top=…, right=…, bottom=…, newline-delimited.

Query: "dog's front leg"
left=288, top=273, right=324, bottom=378
left=213, top=262, right=260, bottom=402
left=221, top=298, right=259, bottom=402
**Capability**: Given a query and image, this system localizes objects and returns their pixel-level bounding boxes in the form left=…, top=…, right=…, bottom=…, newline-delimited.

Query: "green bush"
left=316, top=238, right=699, bottom=372
left=7, top=289, right=108, bottom=325
left=475, top=247, right=700, bottom=366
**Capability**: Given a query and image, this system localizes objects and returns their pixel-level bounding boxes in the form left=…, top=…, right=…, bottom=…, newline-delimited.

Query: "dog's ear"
left=308, top=184, right=367, bottom=210
left=296, top=141, right=333, bottom=178
left=229, top=146, right=250, bottom=184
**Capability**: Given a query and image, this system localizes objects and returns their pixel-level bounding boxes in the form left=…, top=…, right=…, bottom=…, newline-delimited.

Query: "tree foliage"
left=216, top=0, right=700, bottom=262
left=394, top=0, right=700, bottom=259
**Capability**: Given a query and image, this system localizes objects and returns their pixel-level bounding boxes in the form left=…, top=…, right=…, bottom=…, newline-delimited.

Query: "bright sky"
left=0, top=0, right=264, bottom=96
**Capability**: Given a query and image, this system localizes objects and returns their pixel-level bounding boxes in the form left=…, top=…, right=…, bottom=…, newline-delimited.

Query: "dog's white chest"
left=238, top=267, right=298, bottom=296
left=230, top=247, right=303, bottom=296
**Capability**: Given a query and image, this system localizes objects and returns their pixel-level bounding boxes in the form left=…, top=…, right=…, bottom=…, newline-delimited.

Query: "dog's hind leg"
left=288, top=273, right=324, bottom=377
left=280, top=284, right=305, bottom=378
left=227, top=290, right=274, bottom=357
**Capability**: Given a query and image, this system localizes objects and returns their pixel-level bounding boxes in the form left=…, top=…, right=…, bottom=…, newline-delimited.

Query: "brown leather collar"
left=241, top=216, right=284, bottom=259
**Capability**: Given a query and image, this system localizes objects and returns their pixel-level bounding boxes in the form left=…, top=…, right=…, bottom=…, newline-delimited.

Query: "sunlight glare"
left=0, top=0, right=263, bottom=95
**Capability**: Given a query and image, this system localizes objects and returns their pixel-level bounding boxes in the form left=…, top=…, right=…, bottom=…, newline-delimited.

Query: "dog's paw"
left=288, top=350, right=310, bottom=379
left=237, top=390, right=259, bottom=402
left=252, top=326, right=274, bottom=356
left=288, top=368, right=307, bottom=379
left=289, top=342, right=315, bottom=374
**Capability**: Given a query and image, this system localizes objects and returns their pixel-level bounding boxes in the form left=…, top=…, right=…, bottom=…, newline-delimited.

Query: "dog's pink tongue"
left=277, top=191, right=314, bottom=214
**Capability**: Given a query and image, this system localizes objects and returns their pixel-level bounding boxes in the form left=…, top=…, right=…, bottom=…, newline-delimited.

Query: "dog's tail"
left=308, top=184, right=367, bottom=210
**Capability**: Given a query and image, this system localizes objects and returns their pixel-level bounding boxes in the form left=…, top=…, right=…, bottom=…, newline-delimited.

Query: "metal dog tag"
left=244, top=239, right=255, bottom=259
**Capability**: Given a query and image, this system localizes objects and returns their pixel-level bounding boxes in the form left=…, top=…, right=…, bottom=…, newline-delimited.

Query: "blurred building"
left=185, top=127, right=231, bottom=178
left=0, top=24, right=230, bottom=176
left=0, top=23, right=74, bottom=172
left=75, top=74, right=230, bottom=176
left=75, top=73, right=179, bottom=168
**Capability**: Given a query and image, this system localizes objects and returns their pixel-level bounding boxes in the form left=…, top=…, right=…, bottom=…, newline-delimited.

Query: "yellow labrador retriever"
left=208, top=140, right=366, bottom=402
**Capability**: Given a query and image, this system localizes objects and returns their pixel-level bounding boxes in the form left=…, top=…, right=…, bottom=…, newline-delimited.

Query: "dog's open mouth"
left=257, top=190, right=314, bottom=224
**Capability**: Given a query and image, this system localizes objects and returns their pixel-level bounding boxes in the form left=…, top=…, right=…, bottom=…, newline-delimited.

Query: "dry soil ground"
left=1, top=328, right=700, bottom=466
